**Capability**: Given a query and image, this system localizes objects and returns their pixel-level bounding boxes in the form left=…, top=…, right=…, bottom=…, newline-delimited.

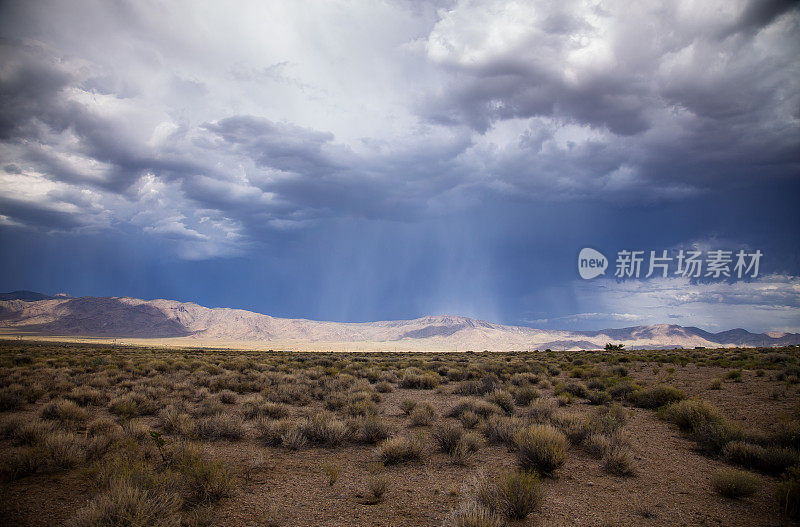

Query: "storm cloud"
left=0, top=0, right=798, bottom=330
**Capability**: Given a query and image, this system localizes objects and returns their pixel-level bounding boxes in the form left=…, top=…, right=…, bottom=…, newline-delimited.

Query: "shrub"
left=66, top=386, right=106, bottom=406
left=366, top=473, right=388, bottom=503
left=584, top=434, right=612, bottom=459
left=0, top=388, right=25, bottom=412
left=301, top=412, right=349, bottom=447
left=723, top=441, right=800, bottom=475
left=255, top=418, right=296, bottom=446
left=323, top=462, right=342, bottom=486
left=0, top=446, right=48, bottom=480
left=586, top=390, right=611, bottom=405
left=487, top=390, right=515, bottom=414
left=554, top=413, right=589, bottom=445
left=240, top=399, right=289, bottom=420
left=609, top=381, right=639, bottom=400
left=712, top=468, right=758, bottom=499
left=603, top=446, right=635, bottom=477
left=449, top=432, right=483, bottom=466
left=108, top=393, right=160, bottom=418
left=354, top=416, right=391, bottom=444
left=448, top=399, right=502, bottom=419
left=217, top=389, right=237, bottom=404
left=400, top=372, right=441, bottom=389
left=693, top=419, right=740, bottom=456
left=662, top=399, right=723, bottom=432
left=40, top=398, right=89, bottom=425
left=459, top=410, right=481, bottom=430
left=432, top=422, right=465, bottom=454
left=409, top=403, right=436, bottom=426
left=526, top=399, right=556, bottom=423
left=2, top=418, right=53, bottom=446
left=725, top=370, right=743, bottom=382
left=442, top=501, right=506, bottom=527
left=628, top=385, right=685, bottom=409
left=67, top=482, right=182, bottom=527
left=777, top=466, right=800, bottom=518
left=772, top=420, right=800, bottom=449
left=494, top=470, right=543, bottom=519
left=399, top=399, right=417, bottom=416
left=588, top=404, right=627, bottom=436
left=171, top=443, right=232, bottom=504
left=193, top=414, right=245, bottom=441
left=281, top=428, right=308, bottom=450
left=43, top=430, right=86, bottom=468
left=375, top=381, right=394, bottom=393
left=514, top=424, right=567, bottom=476
left=480, top=415, right=525, bottom=447
left=562, top=383, right=588, bottom=398
left=377, top=435, right=423, bottom=465
left=513, top=386, right=539, bottom=406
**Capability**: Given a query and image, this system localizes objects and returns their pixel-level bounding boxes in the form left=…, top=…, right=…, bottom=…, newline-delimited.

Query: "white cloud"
left=571, top=274, right=800, bottom=332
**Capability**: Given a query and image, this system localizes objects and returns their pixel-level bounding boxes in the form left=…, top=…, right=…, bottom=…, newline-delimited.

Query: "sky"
left=0, top=0, right=798, bottom=333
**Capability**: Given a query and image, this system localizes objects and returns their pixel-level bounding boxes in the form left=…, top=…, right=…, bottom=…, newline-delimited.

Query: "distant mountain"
left=0, top=290, right=61, bottom=301
left=0, top=293, right=797, bottom=351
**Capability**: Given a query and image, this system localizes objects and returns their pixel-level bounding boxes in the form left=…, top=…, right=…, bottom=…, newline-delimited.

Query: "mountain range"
left=0, top=291, right=798, bottom=351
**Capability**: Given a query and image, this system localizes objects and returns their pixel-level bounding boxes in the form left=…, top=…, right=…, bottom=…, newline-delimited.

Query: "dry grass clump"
left=584, top=433, right=614, bottom=459
left=722, top=441, right=800, bottom=475
left=352, top=415, right=391, bottom=444
left=442, top=501, right=507, bottom=527
left=399, top=371, right=441, bottom=389
left=301, top=411, right=349, bottom=447
left=480, top=415, right=526, bottom=447
left=66, top=386, right=107, bottom=406
left=0, top=386, right=26, bottom=411
left=399, top=398, right=417, bottom=415
left=40, top=398, right=89, bottom=425
left=458, top=410, right=481, bottom=430
left=553, top=412, right=589, bottom=446
left=108, top=392, right=160, bottom=418
left=514, top=424, right=567, bottom=476
left=662, top=398, right=723, bottom=432
left=409, top=402, right=436, bottom=426
left=255, top=417, right=296, bottom=447
left=193, top=414, right=246, bottom=441
left=448, top=399, right=502, bottom=420
left=432, top=422, right=483, bottom=464
left=363, top=473, right=388, bottom=503
left=603, top=446, right=636, bottom=477
left=377, top=434, right=424, bottom=465
left=486, top=390, right=515, bottom=414
left=526, top=399, right=556, bottom=423
left=777, top=466, right=800, bottom=518
left=475, top=470, right=543, bottom=520
left=628, top=385, right=685, bottom=409
left=711, top=468, right=759, bottom=499
left=66, top=481, right=182, bottom=527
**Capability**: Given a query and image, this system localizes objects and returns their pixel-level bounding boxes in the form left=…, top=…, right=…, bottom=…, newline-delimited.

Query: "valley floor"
left=0, top=342, right=798, bottom=526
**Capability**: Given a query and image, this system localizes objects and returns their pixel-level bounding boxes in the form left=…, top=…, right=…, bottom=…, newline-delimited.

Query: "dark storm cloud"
left=0, top=0, right=798, bottom=267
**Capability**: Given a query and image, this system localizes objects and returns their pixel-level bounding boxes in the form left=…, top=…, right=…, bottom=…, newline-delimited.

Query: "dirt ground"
left=0, top=344, right=798, bottom=526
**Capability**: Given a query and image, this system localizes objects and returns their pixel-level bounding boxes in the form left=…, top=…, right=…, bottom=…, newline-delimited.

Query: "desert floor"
left=0, top=341, right=798, bottom=526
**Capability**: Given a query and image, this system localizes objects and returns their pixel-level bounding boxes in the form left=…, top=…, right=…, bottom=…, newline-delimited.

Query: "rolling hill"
left=0, top=292, right=797, bottom=351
